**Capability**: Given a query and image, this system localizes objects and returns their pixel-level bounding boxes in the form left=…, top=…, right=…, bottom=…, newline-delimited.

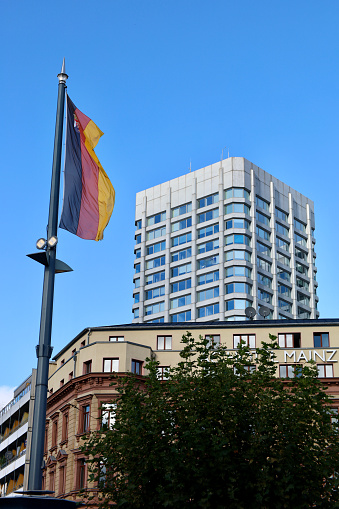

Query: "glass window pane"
left=101, top=407, right=109, bottom=426
left=314, top=334, right=321, bottom=348
left=286, top=334, right=293, bottom=348
left=318, top=365, right=325, bottom=377
left=287, top=365, right=294, bottom=378
left=234, top=300, right=245, bottom=309
left=234, top=266, right=244, bottom=277
left=326, top=365, right=333, bottom=377
left=226, top=300, right=234, bottom=311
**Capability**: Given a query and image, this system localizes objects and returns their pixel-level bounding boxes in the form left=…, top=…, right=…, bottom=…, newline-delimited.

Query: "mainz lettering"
left=284, top=351, right=296, bottom=362
left=229, top=349, right=337, bottom=363
left=313, top=350, right=326, bottom=362
left=327, top=350, right=337, bottom=362
left=297, top=351, right=308, bottom=362
left=283, top=350, right=337, bottom=363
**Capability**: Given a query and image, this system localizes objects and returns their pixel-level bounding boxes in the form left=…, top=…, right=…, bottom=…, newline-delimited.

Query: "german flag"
left=59, top=95, right=115, bottom=240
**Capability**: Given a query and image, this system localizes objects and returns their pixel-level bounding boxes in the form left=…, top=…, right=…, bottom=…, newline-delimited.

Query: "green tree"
left=82, top=333, right=339, bottom=508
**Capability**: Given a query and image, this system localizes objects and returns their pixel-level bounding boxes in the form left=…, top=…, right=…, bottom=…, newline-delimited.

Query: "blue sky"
left=1, top=0, right=339, bottom=392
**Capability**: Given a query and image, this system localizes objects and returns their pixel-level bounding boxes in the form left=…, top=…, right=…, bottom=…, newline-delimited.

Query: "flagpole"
left=27, top=60, right=68, bottom=492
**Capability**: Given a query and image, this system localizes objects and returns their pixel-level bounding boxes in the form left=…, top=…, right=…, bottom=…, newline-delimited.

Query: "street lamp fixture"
left=36, top=236, right=58, bottom=250
left=36, top=238, right=47, bottom=250
left=47, top=236, right=58, bottom=248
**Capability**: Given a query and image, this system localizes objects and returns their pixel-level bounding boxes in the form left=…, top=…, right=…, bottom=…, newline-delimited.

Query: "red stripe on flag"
left=74, top=107, right=91, bottom=132
left=76, top=131, right=100, bottom=240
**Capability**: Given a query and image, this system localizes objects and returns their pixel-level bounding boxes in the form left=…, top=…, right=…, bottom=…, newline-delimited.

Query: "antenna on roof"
left=221, top=146, right=229, bottom=163
left=189, top=159, right=192, bottom=172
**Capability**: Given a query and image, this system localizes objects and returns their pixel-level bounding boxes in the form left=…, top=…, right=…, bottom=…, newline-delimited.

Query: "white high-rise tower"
left=132, top=157, right=319, bottom=323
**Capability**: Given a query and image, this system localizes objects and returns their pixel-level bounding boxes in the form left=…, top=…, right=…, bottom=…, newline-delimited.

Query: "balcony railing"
left=0, top=385, right=31, bottom=419
left=0, top=417, right=28, bottom=443
left=0, top=448, right=26, bottom=472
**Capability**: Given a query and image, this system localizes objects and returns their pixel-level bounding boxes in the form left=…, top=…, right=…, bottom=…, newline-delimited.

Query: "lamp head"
left=47, top=236, right=58, bottom=248
left=36, top=238, right=47, bottom=250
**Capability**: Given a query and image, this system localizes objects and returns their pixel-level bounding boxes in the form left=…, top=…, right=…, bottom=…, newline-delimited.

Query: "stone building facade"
left=42, top=319, right=339, bottom=504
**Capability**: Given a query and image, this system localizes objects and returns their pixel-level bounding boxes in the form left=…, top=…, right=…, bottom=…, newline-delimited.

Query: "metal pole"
left=27, top=60, right=68, bottom=491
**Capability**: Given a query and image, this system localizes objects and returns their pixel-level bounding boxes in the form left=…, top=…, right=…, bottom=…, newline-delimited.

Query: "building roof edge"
left=52, top=319, right=339, bottom=360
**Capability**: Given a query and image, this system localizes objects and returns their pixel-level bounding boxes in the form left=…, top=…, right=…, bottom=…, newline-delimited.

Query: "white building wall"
left=0, top=372, right=35, bottom=497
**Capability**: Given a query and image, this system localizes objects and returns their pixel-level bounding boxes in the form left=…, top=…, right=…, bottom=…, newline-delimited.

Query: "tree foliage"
left=82, top=333, right=339, bottom=508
